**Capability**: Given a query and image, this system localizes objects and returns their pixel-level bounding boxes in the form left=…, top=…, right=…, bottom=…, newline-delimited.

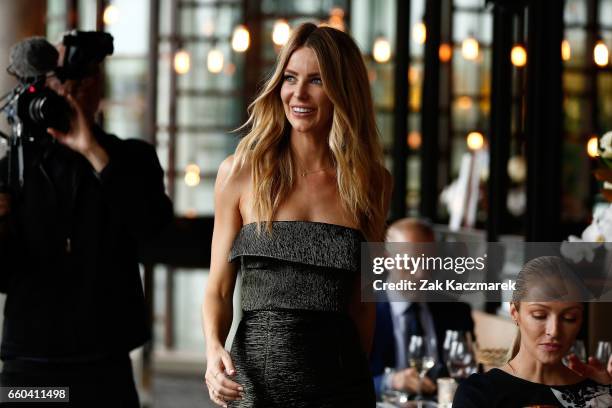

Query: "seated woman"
left=453, top=256, right=612, bottom=407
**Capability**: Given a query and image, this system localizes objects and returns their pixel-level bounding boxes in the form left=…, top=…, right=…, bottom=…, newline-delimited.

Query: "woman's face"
left=511, top=302, right=583, bottom=365
left=280, top=47, right=333, bottom=137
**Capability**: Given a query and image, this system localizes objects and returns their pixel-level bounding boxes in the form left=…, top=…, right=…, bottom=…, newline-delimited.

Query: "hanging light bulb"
left=412, top=22, right=426, bottom=45
left=373, top=37, right=391, bottom=63
left=207, top=48, right=224, bottom=73
left=272, top=19, right=291, bottom=46
left=439, top=43, right=452, bottom=63
left=232, top=24, right=250, bottom=52
left=173, top=50, right=191, bottom=75
left=457, top=96, right=473, bottom=110
left=462, top=35, right=479, bottom=61
left=103, top=4, right=119, bottom=26
left=327, top=7, right=345, bottom=31
left=587, top=136, right=599, bottom=158
left=511, top=44, right=527, bottom=67
left=407, top=131, right=422, bottom=150
left=184, top=172, right=200, bottom=187
left=467, top=131, right=485, bottom=150
left=562, top=39, right=571, bottom=61
left=408, top=67, right=419, bottom=84
left=594, top=40, right=610, bottom=67
left=184, top=164, right=201, bottom=187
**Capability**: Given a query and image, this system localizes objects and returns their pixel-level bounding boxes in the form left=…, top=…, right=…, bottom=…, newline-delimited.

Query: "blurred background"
left=0, top=0, right=611, bottom=406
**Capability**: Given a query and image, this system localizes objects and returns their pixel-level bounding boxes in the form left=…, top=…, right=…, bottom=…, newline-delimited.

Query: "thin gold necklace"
left=299, top=166, right=333, bottom=177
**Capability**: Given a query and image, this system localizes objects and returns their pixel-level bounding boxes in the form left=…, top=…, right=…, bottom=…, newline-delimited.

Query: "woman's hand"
left=205, top=342, right=244, bottom=407
left=567, top=354, right=612, bottom=385
left=46, top=92, right=109, bottom=173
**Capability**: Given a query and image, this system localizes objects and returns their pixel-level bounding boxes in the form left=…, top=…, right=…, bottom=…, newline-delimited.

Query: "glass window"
left=565, top=0, right=588, bottom=25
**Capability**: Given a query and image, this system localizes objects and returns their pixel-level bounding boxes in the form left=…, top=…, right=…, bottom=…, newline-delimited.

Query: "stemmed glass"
left=563, top=339, right=587, bottom=366
left=443, top=330, right=458, bottom=362
left=595, top=341, right=612, bottom=365
left=446, top=332, right=477, bottom=379
left=407, top=335, right=436, bottom=406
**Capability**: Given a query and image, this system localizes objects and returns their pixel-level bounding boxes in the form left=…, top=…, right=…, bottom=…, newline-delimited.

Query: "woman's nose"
left=294, top=80, right=308, bottom=99
left=546, top=317, right=559, bottom=337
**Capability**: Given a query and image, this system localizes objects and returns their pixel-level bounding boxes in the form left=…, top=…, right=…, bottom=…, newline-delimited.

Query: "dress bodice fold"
left=229, top=221, right=363, bottom=312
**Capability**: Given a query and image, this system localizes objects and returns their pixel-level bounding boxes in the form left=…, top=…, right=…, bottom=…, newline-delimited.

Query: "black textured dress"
left=227, top=221, right=376, bottom=408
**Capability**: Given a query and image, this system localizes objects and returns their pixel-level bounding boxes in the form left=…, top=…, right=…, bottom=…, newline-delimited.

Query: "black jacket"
left=0, top=129, right=173, bottom=360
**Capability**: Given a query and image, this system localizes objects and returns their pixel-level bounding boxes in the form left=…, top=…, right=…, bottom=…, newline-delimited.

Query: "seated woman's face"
left=280, top=47, right=333, bottom=136
left=512, top=302, right=583, bottom=365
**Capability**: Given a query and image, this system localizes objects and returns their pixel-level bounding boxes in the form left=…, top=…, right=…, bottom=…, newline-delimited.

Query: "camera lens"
left=27, top=90, right=71, bottom=133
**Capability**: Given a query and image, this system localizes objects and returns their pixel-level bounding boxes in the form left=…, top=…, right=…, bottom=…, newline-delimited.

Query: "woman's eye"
left=311, top=77, right=322, bottom=85
left=531, top=314, right=546, bottom=320
left=283, top=75, right=296, bottom=82
left=562, top=315, right=577, bottom=322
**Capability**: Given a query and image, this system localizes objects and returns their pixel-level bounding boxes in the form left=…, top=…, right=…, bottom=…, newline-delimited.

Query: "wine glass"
left=407, top=335, right=436, bottom=406
left=443, top=330, right=458, bottom=362
left=595, top=341, right=611, bottom=364
left=563, top=339, right=587, bottom=366
left=446, top=332, right=477, bottom=379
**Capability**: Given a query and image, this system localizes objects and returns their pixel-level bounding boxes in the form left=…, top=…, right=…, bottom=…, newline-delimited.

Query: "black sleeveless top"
left=229, top=221, right=363, bottom=313
left=453, top=368, right=612, bottom=407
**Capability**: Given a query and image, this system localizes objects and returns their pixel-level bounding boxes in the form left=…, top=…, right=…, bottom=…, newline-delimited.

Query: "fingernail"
left=240, top=392, right=245, bottom=398
left=238, top=386, right=244, bottom=391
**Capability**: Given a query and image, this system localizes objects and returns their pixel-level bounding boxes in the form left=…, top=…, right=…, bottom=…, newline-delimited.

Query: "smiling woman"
left=453, top=257, right=612, bottom=407
left=202, top=22, right=392, bottom=408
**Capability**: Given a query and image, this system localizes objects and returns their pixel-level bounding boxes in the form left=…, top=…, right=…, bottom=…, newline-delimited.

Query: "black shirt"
left=0, top=130, right=173, bottom=360
left=453, top=368, right=612, bottom=407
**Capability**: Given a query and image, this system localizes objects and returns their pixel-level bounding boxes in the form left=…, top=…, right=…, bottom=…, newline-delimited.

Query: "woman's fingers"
left=204, top=353, right=244, bottom=405
left=220, top=350, right=237, bottom=376
left=587, top=356, right=605, bottom=370
left=206, top=373, right=243, bottom=406
left=568, top=354, right=612, bottom=385
left=568, top=354, right=589, bottom=376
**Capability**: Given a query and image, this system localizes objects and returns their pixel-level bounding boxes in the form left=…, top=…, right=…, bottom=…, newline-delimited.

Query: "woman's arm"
left=202, top=155, right=245, bottom=407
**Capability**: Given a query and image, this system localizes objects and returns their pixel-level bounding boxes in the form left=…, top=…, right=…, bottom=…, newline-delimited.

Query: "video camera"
left=0, top=30, right=113, bottom=190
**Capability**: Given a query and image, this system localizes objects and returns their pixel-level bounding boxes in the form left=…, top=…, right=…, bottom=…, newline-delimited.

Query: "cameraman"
left=0, top=32, right=173, bottom=407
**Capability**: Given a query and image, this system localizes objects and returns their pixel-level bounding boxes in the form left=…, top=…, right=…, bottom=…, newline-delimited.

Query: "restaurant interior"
left=0, top=0, right=611, bottom=406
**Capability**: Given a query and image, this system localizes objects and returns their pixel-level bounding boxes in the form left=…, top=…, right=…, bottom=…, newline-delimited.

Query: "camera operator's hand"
left=46, top=92, right=109, bottom=173
left=0, top=193, right=10, bottom=217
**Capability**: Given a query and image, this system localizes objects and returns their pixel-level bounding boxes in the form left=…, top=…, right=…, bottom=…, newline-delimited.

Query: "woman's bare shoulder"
left=216, top=154, right=250, bottom=191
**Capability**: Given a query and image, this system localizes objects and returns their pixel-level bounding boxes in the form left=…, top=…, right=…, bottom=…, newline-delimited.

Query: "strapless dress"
left=227, top=221, right=375, bottom=408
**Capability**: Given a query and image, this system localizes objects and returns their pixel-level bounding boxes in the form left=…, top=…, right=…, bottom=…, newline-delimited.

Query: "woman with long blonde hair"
left=453, top=256, right=612, bottom=407
left=202, top=22, right=392, bottom=407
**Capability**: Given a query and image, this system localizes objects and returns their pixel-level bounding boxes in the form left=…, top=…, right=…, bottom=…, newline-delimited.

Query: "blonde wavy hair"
left=230, top=22, right=389, bottom=241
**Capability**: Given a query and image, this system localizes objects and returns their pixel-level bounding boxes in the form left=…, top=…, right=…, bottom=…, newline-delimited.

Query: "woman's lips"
left=539, top=343, right=562, bottom=352
left=290, top=106, right=316, bottom=117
